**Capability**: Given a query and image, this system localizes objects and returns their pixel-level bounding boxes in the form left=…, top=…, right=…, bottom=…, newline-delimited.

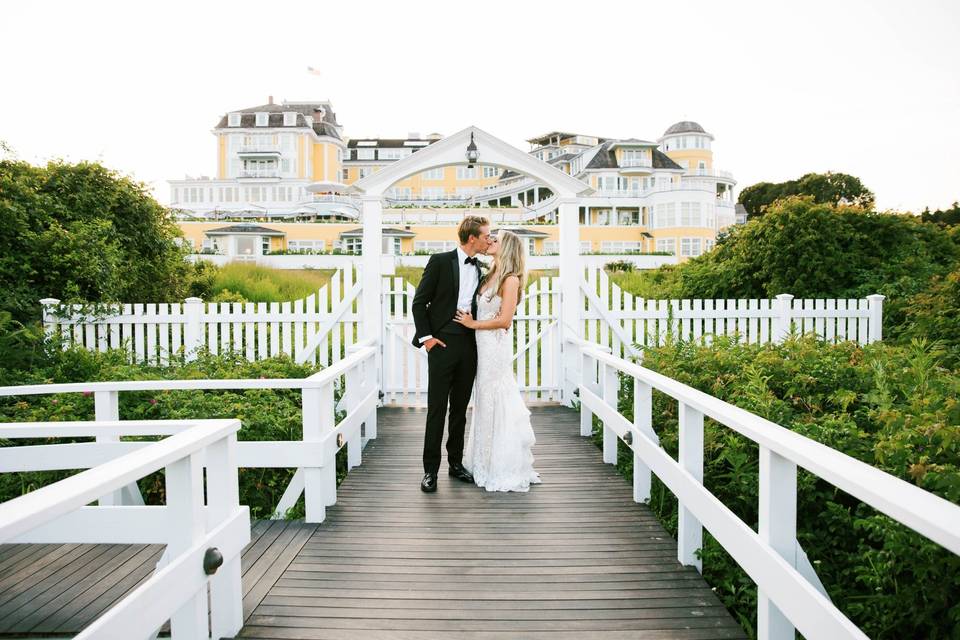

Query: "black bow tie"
left=464, top=256, right=478, bottom=266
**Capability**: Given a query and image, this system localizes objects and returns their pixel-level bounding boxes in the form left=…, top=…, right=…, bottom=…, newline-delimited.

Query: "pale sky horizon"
left=2, top=0, right=958, bottom=213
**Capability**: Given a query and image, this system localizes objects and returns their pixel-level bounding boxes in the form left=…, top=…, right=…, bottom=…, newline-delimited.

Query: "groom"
left=411, top=216, right=492, bottom=492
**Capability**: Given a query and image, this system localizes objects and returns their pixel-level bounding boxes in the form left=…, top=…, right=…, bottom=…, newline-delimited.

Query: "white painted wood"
left=758, top=447, right=798, bottom=640
left=206, top=433, right=244, bottom=639
left=867, top=294, right=885, bottom=343
left=633, top=379, right=653, bottom=503
left=678, top=402, right=704, bottom=571
left=602, top=363, right=619, bottom=464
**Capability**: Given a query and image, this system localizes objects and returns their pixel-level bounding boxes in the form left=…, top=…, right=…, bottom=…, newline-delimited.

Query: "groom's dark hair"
left=458, top=216, right=489, bottom=244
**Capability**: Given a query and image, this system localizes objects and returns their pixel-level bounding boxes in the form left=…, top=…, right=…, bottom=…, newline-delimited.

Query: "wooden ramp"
left=241, top=406, right=744, bottom=640
left=0, top=406, right=745, bottom=639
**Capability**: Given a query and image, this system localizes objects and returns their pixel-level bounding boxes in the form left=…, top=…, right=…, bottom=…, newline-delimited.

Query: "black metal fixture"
left=623, top=430, right=634, bottom=447
left=203, top=547, right=224, bottom=575
left=465, top=131, right=479, bottom=168
left=337, top=433, right=345, bottom=449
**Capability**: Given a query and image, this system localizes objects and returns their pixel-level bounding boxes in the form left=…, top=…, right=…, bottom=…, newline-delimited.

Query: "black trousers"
left=423, top=331, right=477, bottom=474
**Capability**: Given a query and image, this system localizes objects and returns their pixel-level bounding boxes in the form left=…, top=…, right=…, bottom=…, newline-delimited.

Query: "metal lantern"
left=465, top=131, right=479, bottom=168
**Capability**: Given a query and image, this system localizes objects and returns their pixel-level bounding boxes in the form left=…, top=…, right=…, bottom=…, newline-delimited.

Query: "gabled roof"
left=653, top=149, right=683, bottom=170
left=582, top=142, right=684, bottom=171
left=216, top=102, right=341, bottom=139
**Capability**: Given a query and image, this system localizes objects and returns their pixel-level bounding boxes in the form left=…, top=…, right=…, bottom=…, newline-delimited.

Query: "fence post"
left=678, top=402, right=704, bottom=572
left=345, top=364, right=362, bottom=470
left=319, top=381, right=337, bottom=507
left=580, top=351, right=594, bottom=437
left=773, top=294, right=794, bottom=343
left=39, top=298, right=61, bottom=343
left=183, top=297, right=204, bottom=361
left=867, top=294, right=885, bottom=344
left=94, top=390, right=126, bottom=506
left=302, top=385, right=326, bottom=523
left=758, top=447, right=798, bottom=640
left=165, top=452, right=207, bottom=637
left=206, top=433, right=244, bottom=639
left=364, top=354, right=378, bottom=439
left=633, top=379, right=653, bottom=503
left=602, top=363, right=618, bottom=464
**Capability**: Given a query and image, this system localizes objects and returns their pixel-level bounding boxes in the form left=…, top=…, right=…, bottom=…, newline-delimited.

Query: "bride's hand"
left=454, top=309, right=476, bottom=328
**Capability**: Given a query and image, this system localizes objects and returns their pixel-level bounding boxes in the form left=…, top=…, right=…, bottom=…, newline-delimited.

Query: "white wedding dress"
left=463, top=287, right=541, bottom=492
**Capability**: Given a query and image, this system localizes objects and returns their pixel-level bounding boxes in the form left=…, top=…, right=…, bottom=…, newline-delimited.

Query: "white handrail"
left=570, top=340, right=960, bottom=639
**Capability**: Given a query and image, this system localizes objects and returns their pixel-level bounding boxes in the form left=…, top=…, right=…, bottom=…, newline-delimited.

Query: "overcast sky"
left=2, top=0, right=958, bottom=212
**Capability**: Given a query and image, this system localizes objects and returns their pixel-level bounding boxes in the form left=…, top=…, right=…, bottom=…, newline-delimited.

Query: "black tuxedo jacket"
left=411, top=249, right=481, bottom=347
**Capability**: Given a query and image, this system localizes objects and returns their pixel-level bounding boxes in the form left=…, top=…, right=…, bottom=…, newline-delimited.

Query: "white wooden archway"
left=349, top=125, right=594, bottom=402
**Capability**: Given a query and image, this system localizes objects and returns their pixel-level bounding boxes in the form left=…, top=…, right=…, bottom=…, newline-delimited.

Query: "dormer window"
left=255, top=112, right=268, bottom=127
left=227, top=113, right=241, bottom=127
left=283, top=112, right=297, bottom=126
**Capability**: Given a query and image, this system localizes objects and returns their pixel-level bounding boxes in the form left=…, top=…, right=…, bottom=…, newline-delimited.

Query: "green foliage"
left=595, top=336, right=960, bottom=638
left=0, top=159, right=192, bottom=324
left=899, top=268, right=960, bottom=367
left=676, top=197, right=960, bottom=336
left=738, top=172, right=875, bottom=218
left=921, top=202, right=960, bottom=227
left=207, top=264, right=337, bottom=302
left=606, top=264, right=685, bottom=298
left=0, top=348, right=349, bottom=520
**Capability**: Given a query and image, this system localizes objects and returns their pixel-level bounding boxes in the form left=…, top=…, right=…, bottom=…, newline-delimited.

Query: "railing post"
left=207, top=433, right=244, bottom=639
left=633, top=379, right=653, bottom=503
left=345, top=365, right=362, bottom=470
left=320, top=381, right=337, bottom=507
left=758, top=446, right=798, bottom=640
left=183, top=297, right=204, bottom=361
left=301, top=385, right=326, bottom=523
left=94, top=390, right=124, bottom=506
left=773, top=294, right=794, bottom=343
left=867, top=294, right=885, bottom=344
left=602, top=363, right=618, bottom=464
left=364, top=354, right=378, bottom=439
left=579, top=351, right=594, bottom=437
left=165, top=452, right=207, bottom=638
left=39, top=298, right=60, bottom=344
left=678, top=402, right=704, bottom=572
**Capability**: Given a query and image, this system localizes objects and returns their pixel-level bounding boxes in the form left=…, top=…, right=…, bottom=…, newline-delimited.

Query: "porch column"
left=559, top=197, right=582, bottom=406
left=360, top=195, right=383, bottom=348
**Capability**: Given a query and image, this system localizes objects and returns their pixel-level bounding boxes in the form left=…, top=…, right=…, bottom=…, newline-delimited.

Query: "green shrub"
left=593, top=336, right=960, bottom=639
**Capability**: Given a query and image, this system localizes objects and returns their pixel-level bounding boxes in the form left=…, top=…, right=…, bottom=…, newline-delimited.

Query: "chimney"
left=268, top=95, right=274, bottom=105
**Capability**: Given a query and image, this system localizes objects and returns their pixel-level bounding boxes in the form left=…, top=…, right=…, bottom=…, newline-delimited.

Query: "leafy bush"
left=0, top=348, right=348, bottom=520
left=604, top=260, right=635, bottom=272
left=594, top=336, right=960, bottom=638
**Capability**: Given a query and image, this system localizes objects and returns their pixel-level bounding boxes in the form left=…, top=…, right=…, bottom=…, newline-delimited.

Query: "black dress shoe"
left=448, top=462, right=474, bottom=483
left=420, top=473, right=437, bottom=493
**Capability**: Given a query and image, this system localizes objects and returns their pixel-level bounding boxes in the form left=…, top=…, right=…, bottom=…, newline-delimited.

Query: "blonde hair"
left=457, top=215, right=490, bottom=244
left=488, top=230, right=527, bottom=304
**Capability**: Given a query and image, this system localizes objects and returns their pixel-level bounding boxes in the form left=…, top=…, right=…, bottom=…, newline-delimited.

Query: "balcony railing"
left=238, top=144, right=281, bottom=155
left=238, top=169, right=280, bottom=179
left=685, top=168, right=735, bottom=180
left=619, top=159, right=653, bottom=168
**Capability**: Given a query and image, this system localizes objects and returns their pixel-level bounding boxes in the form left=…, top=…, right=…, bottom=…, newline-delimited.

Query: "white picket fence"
left=381, top=275, right=564, bottom=405
left=582, top=269, right=885, bottom=360
left=40, top=268, right=361, bottom=366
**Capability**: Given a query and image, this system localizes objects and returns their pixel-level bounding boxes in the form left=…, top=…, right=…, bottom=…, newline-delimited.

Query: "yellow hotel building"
left=170, top=99, right=744, bottom=262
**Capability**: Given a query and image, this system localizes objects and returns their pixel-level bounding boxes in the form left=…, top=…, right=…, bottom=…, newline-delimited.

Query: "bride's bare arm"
left=454, top=276, right=520, bottom=330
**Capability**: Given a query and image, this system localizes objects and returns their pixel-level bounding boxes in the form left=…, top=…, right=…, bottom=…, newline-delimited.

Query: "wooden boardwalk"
left=0, top=406, right=745, bottom=639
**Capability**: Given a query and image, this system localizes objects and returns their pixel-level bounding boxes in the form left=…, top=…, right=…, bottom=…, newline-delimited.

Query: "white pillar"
left=360, top=195, right=383, bottom=391
left=559, top=197, right=581, bottom=406
left=867, top=294, right=885, bottom=343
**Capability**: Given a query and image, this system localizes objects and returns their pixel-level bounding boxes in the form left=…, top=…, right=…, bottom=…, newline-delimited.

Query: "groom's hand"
left=424, top=338, right=446, bottom=352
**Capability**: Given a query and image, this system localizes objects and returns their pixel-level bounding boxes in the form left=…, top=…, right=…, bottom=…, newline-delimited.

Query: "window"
left=456, top=167, right=477, bottom=180
left=342, top=168, right=350, bottom=181
left=422, top=187, right=445, bottom=200
left=359, top=167, right=371, bottom=179
left=618, top=210, right=640, bottom=225
left=601, top=241, right=643, bottom=253
left=379, top=148, right=407, bottom=160
left=356, top=148, right=374, bottom=160
left=255, top=112, right=268, bottom=127
left=382, top=237, right=401, bottom=255
left=261, top=236, right=271, bottom=255
left=656, top=238, right=675, bottom=254
left=680, top=202, right=702, bottom=227
left=580, top=241, right=592, bottom=253
left=415, top=240, right=457, bottom=253
left=680, top=237, right=703, bottom=257
left=620, top=149, right=649, bottom=167
left=287, top=240, right=325, bottom=253
left=698, top=161, right=706, bottom=170
left=283, top=112, right=297, bottom=126
left=343, top=237, right=362, bottom=254
left=482, top=166, right=499, bottom=178
left=654, top=203, right=677, bottom=228
left=705, top=238, right=715, bottom=253
left=387, top=187, right=412, bottom=199
left=228, top=113, right=241, bottom=127
left=544, top=241, right=559, bottom=254
left=423, top=167, right=444, bottom=180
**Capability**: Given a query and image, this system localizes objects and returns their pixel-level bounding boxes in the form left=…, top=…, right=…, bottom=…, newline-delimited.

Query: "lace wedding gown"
left=463, top=288, right=541, bottom=492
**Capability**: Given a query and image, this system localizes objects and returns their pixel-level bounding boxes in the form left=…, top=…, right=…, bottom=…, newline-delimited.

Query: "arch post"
left=558, top=197, right=582, bottom=406
left=360, top=195, right=383, bottom=387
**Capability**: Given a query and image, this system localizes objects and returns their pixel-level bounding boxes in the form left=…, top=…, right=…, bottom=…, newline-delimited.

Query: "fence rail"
left=570, top=339, right=960, bottom=640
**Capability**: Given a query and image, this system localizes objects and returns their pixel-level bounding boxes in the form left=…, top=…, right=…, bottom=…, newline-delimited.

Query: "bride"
left=454, top=230, right=541, bottom=492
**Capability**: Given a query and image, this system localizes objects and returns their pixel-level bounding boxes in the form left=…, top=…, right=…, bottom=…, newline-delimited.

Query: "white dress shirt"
left=420, top=246, right=479, bottom=343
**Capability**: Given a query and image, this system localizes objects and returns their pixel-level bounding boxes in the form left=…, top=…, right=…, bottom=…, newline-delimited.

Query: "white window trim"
left=228, top=113, right=241, bottom=127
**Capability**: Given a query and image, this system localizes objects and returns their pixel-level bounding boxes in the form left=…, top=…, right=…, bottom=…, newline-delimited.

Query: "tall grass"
left=211, top=264, right=336, bottom=302
left=605, top=265, right=683, bottom=298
